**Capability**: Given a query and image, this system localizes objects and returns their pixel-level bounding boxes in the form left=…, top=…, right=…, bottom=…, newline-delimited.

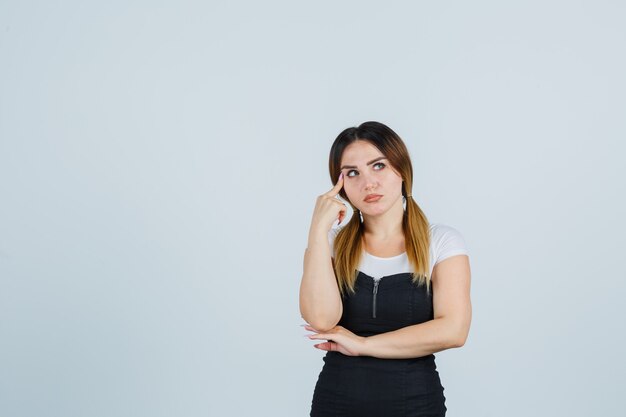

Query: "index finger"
left=326, top=172, right=344, bottom=197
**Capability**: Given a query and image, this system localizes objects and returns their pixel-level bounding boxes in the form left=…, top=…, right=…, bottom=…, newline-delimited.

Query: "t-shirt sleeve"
left=432, top=224, right=470, bottom=266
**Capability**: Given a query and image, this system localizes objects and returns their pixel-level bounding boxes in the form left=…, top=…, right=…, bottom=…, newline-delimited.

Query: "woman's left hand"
left=303, top=324, right=366, bottom=356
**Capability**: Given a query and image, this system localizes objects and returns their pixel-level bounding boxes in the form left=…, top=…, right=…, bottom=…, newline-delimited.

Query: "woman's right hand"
left=309, top=173, right=347, bottom=235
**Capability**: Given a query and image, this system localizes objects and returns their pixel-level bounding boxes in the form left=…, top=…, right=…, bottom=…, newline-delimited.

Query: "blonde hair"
left=329, top=121, right=432, bottom=297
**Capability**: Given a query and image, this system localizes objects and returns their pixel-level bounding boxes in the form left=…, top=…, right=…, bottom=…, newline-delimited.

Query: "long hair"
left=329, top=121, right=432, bottom=297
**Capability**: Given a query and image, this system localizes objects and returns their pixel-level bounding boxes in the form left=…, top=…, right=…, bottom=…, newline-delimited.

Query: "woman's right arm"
left=299, top=174, right=346, bottom=332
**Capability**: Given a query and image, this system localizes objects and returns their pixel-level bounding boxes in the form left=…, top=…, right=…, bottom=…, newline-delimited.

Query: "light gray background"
left=1, top=1, right=624, bottom=416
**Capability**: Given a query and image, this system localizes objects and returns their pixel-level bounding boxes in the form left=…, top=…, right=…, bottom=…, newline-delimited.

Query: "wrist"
left=359, top=336, right=370, bottom=356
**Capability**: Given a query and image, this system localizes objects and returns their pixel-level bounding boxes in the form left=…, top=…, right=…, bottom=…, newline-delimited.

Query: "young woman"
left=299, top=121, right=472, bottom=416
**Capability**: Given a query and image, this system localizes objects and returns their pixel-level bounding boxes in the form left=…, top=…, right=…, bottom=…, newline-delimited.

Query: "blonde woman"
left=300, top=121, right=472, bottom=416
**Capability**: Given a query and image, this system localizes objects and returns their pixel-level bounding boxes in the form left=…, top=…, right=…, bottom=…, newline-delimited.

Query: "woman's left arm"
left=306, top=255, right=471, bottom=358
left=360, top=254, right=472, bottom=359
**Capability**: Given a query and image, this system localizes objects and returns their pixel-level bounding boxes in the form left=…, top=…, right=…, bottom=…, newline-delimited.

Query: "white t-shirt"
left=328, top=223, right=469, bottom=280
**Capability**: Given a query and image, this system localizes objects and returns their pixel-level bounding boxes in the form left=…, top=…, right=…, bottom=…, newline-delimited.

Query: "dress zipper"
left=372, top=279, right=380, bottom=318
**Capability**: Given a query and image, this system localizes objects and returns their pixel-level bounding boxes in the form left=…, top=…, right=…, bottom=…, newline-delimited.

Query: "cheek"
left=387, top=172, right=404, bottom=188
left=344, top=180, right=354, bottom=189
left=343, top=181, right=358, bottom=199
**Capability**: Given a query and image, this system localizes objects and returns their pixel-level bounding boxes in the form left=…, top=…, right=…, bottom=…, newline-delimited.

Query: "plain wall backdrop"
left=1, top=1, right=625, bottom=416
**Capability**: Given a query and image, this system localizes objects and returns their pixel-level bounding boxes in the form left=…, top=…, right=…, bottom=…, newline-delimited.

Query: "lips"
left=364, top=194, right=383, bottom=202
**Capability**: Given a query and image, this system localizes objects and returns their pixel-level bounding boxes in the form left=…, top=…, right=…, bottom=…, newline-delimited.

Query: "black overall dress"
left=310, top=271, right=447, bottom=417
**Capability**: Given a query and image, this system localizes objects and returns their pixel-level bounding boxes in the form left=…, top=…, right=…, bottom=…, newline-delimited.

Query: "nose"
left=362, top=173, right=378, bottom=192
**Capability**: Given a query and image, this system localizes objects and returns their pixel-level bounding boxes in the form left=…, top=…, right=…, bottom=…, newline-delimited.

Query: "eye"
left=345, top=162, right=385, bottom=178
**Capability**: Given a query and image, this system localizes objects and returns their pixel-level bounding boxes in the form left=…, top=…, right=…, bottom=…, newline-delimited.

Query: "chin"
left=361, top=207, right=389, bottom=216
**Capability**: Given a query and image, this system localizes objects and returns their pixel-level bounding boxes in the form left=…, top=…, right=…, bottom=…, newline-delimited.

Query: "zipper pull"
left=372, top=279, right=380, bottom=318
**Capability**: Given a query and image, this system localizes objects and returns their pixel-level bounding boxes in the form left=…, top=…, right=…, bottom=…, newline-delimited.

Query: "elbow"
left=451, top=328, right=469, bottom=348
left=443, top=321, right=468, bottom=348
left=452, top=335, right=466, bottom=348
left=301, top=311, right=341, bottom=332
left=307, top=318, right=340, bottom=333
left=443, top=336, right=463, bottom=349
left=444, top=317, right=470, bottom=348
left=300, top=306, right=342, bottom=333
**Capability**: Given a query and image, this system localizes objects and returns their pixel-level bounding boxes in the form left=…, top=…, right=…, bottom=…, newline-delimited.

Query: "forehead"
left=340, top=141, right=384, bottom=165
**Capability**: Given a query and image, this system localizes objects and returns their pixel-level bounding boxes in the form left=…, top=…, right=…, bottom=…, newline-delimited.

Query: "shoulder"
left=429, top=223, right=465, bottom=240
left=429, top=222, right=470, bottom=265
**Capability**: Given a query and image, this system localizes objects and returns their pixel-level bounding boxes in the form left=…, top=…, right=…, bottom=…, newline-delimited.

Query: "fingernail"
left=338, top=172, right=343, bottom=180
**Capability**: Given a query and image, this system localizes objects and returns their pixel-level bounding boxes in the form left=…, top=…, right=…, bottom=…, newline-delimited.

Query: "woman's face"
left=339, top=140, right=404, bottom=218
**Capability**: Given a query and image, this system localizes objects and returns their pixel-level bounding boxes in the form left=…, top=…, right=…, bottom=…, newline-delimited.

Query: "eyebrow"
left=340, top=156, right=387, bottom=170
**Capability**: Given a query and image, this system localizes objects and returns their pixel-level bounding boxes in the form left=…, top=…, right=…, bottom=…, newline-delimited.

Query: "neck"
left=362, top=196, right=405, bottom=239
